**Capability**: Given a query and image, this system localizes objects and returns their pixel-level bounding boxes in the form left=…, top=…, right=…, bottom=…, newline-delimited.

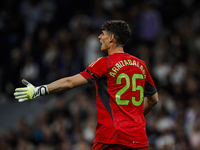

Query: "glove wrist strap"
left=38, top=85, right=49, bottom=96
left=32, top=85, right=49, bottom=99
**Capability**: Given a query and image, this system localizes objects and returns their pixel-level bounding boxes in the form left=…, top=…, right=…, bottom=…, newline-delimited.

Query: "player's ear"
left=109, top=34, right=115, bottom=43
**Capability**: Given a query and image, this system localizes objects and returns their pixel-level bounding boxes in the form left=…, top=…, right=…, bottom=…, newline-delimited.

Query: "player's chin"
left=101, top=49, right=108, bottom=53
left=101, top=47, right=108, bottom=52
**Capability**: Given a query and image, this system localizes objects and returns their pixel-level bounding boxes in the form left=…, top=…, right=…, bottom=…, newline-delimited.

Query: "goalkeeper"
left=14, top=20, right=158, bottom=150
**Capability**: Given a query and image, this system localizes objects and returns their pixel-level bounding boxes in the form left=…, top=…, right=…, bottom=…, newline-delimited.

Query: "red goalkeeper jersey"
left=80, top=52, right=157, bottom=148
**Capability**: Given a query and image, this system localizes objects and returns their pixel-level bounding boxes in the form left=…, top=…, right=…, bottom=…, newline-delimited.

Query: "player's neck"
left=108, top=45, right=124, bottom=55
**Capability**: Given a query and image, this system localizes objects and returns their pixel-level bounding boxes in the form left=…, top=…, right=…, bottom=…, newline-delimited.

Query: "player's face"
left=98, top=30, right=110, bottom=52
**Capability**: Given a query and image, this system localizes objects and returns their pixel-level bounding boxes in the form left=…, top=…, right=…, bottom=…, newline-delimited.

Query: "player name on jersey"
left=109, top=59, right=146, bottom=78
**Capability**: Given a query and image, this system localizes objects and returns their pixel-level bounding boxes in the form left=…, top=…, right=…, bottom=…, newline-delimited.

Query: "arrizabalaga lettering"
left=109, top=59, right=146, bottom=78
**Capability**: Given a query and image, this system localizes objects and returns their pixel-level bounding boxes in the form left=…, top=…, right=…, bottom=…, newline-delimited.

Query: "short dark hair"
left=101, top=20, right=132, bottom=46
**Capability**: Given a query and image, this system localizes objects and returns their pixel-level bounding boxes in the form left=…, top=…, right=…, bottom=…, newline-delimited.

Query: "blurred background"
left=0, top=0, right=200, bottom=149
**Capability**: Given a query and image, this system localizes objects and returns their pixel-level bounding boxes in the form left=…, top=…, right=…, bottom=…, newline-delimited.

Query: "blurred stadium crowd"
left=0, top=0, right=200, bottom=149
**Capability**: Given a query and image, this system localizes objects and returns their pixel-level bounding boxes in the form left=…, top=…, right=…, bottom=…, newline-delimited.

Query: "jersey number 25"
left=115, top=73, right=144, bottom=106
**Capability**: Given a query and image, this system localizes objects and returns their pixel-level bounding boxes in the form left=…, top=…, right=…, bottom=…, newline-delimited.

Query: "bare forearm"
left=143, top=98, right=157, bottom=116
left=47, top=74, right=88, bottom=94
left=143, top=92, right=158, bottom=116
left=47, top=77, right=72, bottom=94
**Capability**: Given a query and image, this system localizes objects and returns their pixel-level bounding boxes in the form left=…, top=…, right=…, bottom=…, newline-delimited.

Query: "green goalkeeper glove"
left=14, top=79, right=49, bottom=102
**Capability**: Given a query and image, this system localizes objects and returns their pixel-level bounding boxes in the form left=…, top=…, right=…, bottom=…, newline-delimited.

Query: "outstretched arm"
left=14, top=74, right=88, bottom=102
left=143, top=92, right=158, bottom=116
left=47, top=74, right=88, bottom=94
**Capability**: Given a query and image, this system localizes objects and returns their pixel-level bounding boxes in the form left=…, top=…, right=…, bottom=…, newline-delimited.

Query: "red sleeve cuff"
left=80, top=71, right=96, bottom=84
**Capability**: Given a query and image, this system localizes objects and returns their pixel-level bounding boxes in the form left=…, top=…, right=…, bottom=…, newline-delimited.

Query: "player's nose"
left=98, top=34, right=102, bottom=39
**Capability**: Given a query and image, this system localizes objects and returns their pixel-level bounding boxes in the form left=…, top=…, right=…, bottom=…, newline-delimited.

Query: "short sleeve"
left=80, top=57, right=108, bottom=84
left=144, top=64, right=157, bottom=97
